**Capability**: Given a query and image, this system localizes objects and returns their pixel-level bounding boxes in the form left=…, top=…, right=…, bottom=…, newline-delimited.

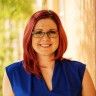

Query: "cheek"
left=53, top=38, right=59, bottom=49
left=32, top=38, right=34, bottom=47
left=32, top=38, right=38, bottom=49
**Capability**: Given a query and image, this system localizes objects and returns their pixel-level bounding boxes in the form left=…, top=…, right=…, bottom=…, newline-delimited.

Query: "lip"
left=39, top=44, right=52, bottom=48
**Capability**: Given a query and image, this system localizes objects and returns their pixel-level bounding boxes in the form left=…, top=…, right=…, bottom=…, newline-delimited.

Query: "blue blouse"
left=6, top=59, right=86, bottom=96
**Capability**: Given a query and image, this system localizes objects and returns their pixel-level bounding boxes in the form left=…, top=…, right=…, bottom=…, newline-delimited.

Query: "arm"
left=82, top=69, right=96, bottom=96
left=2, top=71, right=14, bottom=96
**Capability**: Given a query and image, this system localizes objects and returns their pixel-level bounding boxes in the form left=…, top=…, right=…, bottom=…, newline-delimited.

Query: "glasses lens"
left=32, top=31, right=43, bottom=37
left=48, top=31, right=58, bottom=37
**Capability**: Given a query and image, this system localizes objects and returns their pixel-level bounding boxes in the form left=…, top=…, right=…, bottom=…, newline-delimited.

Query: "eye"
left=49, top=31, right=57, bottom=34
left=35, top=31, right=43, bottom=35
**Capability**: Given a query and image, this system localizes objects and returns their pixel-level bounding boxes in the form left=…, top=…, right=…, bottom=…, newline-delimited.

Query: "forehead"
left=34, top=18, right=57, bottom=30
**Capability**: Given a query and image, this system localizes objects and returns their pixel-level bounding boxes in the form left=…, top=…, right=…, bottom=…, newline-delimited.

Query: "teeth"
left=40, top=44, right=51, bottom=47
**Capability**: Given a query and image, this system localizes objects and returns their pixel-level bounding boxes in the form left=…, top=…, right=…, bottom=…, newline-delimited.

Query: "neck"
left=37, top=54, right=55, bottom=69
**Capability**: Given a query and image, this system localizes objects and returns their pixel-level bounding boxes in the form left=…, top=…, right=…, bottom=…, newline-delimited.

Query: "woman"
left=2, top=10, right=96, bottom=96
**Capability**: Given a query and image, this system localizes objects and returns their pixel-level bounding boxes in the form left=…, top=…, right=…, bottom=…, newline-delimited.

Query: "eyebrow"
left=34, top=29, right=42, bottom=31
left=34, top=29, right=57, bottom=31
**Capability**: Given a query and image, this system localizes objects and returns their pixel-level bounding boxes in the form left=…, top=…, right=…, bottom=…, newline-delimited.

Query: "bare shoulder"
left=82, top=69, right=96, bottom=96
left=2, top=71, right=14, bottom=96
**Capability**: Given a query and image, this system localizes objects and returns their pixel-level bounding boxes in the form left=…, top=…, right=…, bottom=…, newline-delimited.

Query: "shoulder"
left=59, top=58, right=86, bottom=81
left=6, top=60, right=23, bottom=73
left=60, top=58, right=86, bottom=70
left=5, top=60, right=27, bottom=86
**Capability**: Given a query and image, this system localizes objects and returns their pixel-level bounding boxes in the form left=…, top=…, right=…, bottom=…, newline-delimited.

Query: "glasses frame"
left=32, top=30, right=58, bottom=38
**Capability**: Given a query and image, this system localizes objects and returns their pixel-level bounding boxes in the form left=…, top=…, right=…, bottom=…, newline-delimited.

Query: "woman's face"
left=32, top=18, right=59, bottom=56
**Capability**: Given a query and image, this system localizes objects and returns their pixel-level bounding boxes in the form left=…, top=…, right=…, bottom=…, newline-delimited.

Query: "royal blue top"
left=6, top=59, right=86, bottom=96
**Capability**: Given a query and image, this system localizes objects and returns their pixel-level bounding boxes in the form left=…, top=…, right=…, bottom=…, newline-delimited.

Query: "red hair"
left=23, top=10, right=67, bottom=76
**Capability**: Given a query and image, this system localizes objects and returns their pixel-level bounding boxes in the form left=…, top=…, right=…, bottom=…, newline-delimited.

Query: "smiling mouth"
left=39, top=44, right=52, bottom=48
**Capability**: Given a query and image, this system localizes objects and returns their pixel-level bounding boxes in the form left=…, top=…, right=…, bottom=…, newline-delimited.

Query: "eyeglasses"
left=32, top=30, right=58, bottom=38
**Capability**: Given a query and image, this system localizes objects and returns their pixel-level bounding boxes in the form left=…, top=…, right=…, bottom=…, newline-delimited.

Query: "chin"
left=38, top=52, right=54, bottom=56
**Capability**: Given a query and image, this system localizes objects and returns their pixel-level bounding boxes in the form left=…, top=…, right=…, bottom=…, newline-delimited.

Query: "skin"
left=2, top=71, right=14, bottom=96
left=82, top=69, right=96, bottom=96
left=2, top=18, right=96, bottom=96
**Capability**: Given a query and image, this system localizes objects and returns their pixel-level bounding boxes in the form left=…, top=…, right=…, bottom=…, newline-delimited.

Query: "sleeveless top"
left=6, top=59, right=86, bottom=96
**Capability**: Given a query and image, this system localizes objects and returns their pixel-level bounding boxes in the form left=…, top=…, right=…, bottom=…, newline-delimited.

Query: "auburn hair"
left=23, top=10, right=68, bottom=76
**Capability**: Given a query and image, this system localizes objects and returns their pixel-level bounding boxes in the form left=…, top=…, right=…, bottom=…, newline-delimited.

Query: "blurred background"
left=0, top=0, right=96, bottom=95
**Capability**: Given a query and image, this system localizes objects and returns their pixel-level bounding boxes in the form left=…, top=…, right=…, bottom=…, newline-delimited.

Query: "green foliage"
left=2, top=0, right=34, bottom=19
left=0, top=0, right=35, bottom=95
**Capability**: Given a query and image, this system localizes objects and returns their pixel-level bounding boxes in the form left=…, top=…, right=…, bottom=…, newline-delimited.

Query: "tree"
left=0, top=0, right=35, bottom=95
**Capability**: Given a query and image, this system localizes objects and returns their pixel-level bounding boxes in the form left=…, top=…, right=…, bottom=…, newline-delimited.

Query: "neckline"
left=41, top=60, right=58, bottom=92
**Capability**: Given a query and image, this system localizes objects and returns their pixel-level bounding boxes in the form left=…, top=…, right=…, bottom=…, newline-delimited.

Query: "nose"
left=44, top=32, right=49, bottom=37
left=41, top=33, right=50, bottom=41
